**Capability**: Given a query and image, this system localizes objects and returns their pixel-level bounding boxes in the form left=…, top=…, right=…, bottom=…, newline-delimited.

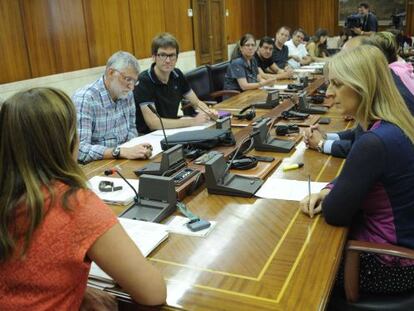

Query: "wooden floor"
left=83, top=78, right=351, bottom=310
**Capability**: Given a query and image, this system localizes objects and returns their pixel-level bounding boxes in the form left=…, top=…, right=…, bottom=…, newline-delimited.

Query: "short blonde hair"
left=327, top=44, right=414, bottom=143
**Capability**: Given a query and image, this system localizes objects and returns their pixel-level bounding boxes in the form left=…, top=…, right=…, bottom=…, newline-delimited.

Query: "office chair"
left=208, top=61, right=239, bottom=102
left=185, top=65, right=239, bottom=105
left=328, top=240, right=414, bottom=311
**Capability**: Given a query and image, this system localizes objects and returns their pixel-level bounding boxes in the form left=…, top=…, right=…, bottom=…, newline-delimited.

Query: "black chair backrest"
left=185, top=66, right=212, bottom=101
left=209, top=61, right=229, bottom=93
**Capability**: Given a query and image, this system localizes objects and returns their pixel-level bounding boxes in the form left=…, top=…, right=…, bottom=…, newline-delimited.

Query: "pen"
left=282, top=162, right=304, bottom=171
left=308, top=174, right=311, bottom=217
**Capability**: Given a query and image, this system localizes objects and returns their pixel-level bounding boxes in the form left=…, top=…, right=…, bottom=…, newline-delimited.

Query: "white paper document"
left=89, top=218, right=169, bottom=283
left=120, top=135, right=164, bottom=159
left=166, top=216, right=216, bottom=237
left=255, top=178, right=328, bottom=201
left=294, top=68, right=318, bottom=74
left=302, top=63, right=326, bottom=69
left=88, top=176, right=139, bottom=206
left=262, top=84, right=289, bottom=91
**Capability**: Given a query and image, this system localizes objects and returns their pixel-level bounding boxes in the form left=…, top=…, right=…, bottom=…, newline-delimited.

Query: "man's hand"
left=262, top=77, right=278, bottom=86
left=291, top=55, right=301, bottom=62
left=205, top=108, right=218, bottom=120
left=181, top=112, right=210, bottom=126
left=303, top=125, right=325, bottom=150
left=352, top=27, right=362, bottom=35
left=120, top=143, right=152, bottom=160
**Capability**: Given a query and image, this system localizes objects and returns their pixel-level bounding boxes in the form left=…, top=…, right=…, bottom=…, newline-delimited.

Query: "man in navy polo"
left=133, top=33, right=216, bottom=134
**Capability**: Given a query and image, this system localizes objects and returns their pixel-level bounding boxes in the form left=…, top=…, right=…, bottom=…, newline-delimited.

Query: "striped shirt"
left=72, top=76, right=138, bottom=163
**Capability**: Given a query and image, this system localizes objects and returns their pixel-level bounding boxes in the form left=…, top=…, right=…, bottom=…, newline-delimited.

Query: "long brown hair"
left=0, top=88, right=87, bottom=261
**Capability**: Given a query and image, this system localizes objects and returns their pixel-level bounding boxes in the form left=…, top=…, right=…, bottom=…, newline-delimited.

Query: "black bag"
left=161, top=129, right=235, bottom=150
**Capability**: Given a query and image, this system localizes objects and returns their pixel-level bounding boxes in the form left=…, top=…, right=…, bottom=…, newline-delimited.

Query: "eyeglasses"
left=157, top=53, right=177, bottom=61
left=243, top=43, right=256, bottom=47
left=113, top=69, right=139, bottom=86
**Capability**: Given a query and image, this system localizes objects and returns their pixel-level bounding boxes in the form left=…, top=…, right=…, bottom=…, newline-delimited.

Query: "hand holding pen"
left=299, top=188, right=331, bottom=218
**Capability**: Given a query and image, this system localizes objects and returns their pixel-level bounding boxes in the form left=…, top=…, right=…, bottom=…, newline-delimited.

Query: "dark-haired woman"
left=307, top=28, right=329, bottom=61
left=224, top=33, right=277, bottom=92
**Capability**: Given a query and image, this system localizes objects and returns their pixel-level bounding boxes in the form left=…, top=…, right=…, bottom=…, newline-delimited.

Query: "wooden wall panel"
left=48, top=0, right=90, bottom=72
left=266, top=0, right=346, bottom=37
left=163, top=0, right=194, bottom=52
left=225, top=0, right=242, bottom=43
left=266, top=0, right=300, bottom=37
left=20, top=0, right=57, bottom=77
left=225, top=0, right=266, bottom=43
left=299, top=0, right=337, bottom=35
left=406, top=0, right=414, bottom=35
left=0, top=0, right=31, bottom=83
left=129, top=0, right=165, bottom=58
left=20, top=0, right=90, bottom=78
left=251, top=0, right=267, bottom=39
left=83, top=0, right=134, bottom=66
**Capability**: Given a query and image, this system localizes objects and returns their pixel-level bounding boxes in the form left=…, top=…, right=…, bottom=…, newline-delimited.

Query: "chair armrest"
left=209, top=90, right=240, bottom=99
left=344, top=240, right=414, bottom=303
left=347, top=240, right=414, bottom=260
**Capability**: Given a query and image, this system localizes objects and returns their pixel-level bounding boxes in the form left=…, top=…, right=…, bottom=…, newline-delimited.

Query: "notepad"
left=89, top=218, right=169, bottom=284
left=88, top=176, right=138, bottom=206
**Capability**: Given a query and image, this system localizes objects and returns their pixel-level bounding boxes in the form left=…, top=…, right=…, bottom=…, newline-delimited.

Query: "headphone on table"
left=233, top=105, right=256, bottom=121
left=227, top=137, right=258, bottom=170
left=229, top=156, right=258, bottom=170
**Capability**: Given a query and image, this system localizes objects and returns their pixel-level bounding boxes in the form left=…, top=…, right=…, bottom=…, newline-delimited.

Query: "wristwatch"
left=112, top=146, right=121, bottom=159
left=317, top=139, right=325, bottom=153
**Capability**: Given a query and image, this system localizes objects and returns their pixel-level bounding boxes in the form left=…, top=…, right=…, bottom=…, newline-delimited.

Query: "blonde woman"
left=300, top=45, right=414, bottom=294
left=0, top=88, right=166, bottom=310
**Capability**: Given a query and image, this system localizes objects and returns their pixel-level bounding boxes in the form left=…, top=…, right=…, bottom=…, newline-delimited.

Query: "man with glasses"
left=134, top=33, right=216, bottom=134
left=73, top=51, right=152, bottom=163
left=285, top=29, right=312, bottom=69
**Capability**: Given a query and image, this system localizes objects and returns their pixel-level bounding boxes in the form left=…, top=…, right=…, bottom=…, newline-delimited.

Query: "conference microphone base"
left=119, top=174, right=177, bottom=223
left=254, top=137, right=295, bottom=153
left=204, top=154, right=263, bottom=197
left=119, top=200, right=176, bottom=223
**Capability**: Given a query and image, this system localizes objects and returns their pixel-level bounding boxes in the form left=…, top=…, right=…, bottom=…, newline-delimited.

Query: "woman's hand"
left=299, top=188, right=331, bottom=218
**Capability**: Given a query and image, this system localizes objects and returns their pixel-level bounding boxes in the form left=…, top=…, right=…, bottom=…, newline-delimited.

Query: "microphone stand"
left=105, top=169, right=139, bottom=204
left=147, top=104, right=169, bottom=149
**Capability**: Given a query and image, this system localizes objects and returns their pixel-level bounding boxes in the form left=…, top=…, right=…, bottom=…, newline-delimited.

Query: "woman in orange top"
left=0, top=88, right=166, bottom=310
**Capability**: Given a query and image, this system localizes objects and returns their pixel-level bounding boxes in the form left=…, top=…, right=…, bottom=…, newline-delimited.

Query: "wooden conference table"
left=83, top=78, right=352, bottom=310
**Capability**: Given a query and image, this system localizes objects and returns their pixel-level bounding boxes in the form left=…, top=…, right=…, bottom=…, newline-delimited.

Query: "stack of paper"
left=88, top=176, right=139, bottom=206
left=89, top=218, right=169, bottom=288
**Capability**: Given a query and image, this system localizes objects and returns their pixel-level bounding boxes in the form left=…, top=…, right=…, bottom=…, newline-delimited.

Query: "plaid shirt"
left=72, top=76, right=138, bottom=163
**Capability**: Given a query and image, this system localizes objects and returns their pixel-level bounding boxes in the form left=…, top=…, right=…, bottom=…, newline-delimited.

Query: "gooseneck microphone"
left=220, top=130, right=260, bottom=183
left=104, top=168, right=139, bottom=203
left=147, top=104, right=169, bottom=149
